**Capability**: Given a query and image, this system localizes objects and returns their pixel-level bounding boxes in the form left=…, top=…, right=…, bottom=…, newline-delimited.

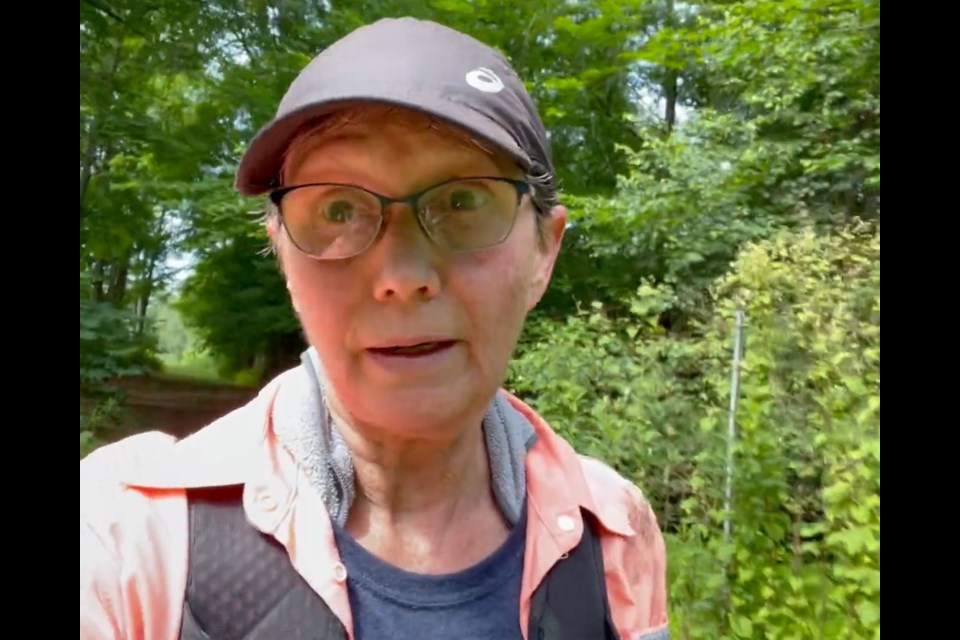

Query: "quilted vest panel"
left=179, top=485, right=619, bottom=640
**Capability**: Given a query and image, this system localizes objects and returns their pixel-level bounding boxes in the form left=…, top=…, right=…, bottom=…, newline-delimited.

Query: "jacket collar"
left=120, top=370, right=635, bottom=539
left=502, top=390, right=635, bottom=538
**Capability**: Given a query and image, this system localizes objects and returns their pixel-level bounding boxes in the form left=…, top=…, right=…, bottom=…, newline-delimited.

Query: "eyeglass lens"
left=279, top=178, right=521, bottom=259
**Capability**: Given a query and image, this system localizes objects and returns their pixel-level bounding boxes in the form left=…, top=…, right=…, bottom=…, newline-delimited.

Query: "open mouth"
left=368, top=341, right=455, bottom=357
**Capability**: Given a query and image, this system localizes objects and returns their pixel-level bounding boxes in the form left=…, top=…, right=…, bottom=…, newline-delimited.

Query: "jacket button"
left=333, top=562, right=348, bottom=582
left=256, top=492, right=278, bottom=512
left=557, top=515, right=575, bottom=532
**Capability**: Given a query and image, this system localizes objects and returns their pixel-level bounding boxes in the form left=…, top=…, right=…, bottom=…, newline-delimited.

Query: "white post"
left=723, top=309, right=745, bottom=547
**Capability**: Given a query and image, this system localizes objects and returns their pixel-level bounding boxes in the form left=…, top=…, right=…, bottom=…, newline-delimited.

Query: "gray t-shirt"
left=332, top=505, right=527, bottom=639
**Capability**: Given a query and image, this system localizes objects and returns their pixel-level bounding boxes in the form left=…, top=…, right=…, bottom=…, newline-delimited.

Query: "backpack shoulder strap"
left=528, top=509, right=620, bottom=640
left=179, top=484, right=347, bottom=640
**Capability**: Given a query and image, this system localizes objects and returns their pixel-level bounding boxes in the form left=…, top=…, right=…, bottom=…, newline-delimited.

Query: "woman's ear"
left=265, top=213, right=280, bottom=239
left=526, top=204, right=567, bottom=310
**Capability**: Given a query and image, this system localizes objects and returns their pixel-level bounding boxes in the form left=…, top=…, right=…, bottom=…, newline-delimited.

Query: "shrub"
left=509, top=220, right=880, bottom=638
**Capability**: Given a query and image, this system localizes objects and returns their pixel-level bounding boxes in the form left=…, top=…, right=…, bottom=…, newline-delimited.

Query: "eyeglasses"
left=269, top=176, right=531, bottom=260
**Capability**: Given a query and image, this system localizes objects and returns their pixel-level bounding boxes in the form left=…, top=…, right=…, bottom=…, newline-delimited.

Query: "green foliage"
left=174, top=231, right=304, bottom=380
left=79, top=297, right=149, bottom=385
left=509, top=221, right=880, bottom=638
left=80, top=395, right=121, bottom=459
left=80, top=266, right=155, bottom=458
left=541, top=0, right=879, bottom=319
left=80, top=271, right=158, bottom=389
left=80, top=429, right=103, bottom=459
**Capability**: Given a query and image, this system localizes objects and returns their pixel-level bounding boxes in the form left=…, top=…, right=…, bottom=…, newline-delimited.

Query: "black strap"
left=179, top=484, right=347, bottom=640
left=528, top=511, right=620, bottom=640
left=180, top=486, right=616, bottom=640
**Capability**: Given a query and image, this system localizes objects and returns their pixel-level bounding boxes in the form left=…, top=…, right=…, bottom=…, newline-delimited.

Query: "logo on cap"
left=465, top=67, right=504, bottom=94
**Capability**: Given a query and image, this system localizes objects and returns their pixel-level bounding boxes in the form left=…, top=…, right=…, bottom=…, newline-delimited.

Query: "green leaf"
left=731, top=616, right=753, bottom=638
left=800, top=522, right=827, bottom=538
left=826, top=526, right=877, bottom=555
left=856, top=601, right=880, bottom=627
left=842, top=376, right=868, bottom=395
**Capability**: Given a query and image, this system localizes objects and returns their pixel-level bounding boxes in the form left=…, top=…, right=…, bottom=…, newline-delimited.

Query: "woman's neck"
left=340, top=420, right=511, bottom=572
left=340, top=417, right=491, bottom=519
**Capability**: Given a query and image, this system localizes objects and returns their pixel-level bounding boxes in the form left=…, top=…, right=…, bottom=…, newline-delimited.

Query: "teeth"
left=388, top=342, right=437, bottom=354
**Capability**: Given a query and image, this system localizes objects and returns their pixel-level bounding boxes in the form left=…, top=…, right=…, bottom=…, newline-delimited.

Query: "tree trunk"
left=664, top=70, right=678, bottom=134
left=108, top=253, right=131, bottom=308
left=663, top=0, right=678, bottom=135
left=135, top=254, right=158, bottom=335
left=92, top=259, right=107, bottom=302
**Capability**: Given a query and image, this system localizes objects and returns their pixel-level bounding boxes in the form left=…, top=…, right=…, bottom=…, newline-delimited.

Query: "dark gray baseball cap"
left=235, top=17, right=554, bottom=197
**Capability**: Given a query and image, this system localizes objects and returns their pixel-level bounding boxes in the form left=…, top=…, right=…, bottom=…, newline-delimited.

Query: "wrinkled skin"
left=273, top=112, right=566, bottom=448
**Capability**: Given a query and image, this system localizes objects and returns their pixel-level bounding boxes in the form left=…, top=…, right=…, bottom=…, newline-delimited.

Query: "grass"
left=158, top=351, right=232, bottom=385
left=158, top=355, right=263, bottom=389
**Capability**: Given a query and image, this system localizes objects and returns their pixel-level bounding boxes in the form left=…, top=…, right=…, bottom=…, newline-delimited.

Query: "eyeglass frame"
left=268, top=176, right=533, bottom=260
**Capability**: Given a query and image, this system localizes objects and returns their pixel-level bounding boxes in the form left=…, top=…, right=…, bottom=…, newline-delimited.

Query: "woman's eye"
left=324, top=200, right=354, bottom=222
left=447, top=189, right=486, bottom=211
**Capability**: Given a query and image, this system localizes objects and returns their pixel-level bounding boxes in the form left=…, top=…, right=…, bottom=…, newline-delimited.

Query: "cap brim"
left=235, top=93, right=532, bottom=196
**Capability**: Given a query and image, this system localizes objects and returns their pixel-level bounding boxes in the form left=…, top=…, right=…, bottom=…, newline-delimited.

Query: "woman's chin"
left=348, top=387, right=491, bottom=439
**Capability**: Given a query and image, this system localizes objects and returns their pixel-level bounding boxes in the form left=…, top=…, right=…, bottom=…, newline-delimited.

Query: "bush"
left=80, top=267, right=159, bottom=390
left=81, top=268, right=158, bottom=457
left=509, top=220, right=879, bottom=638
left=80, top=297, right=157, bottom=387
left=80, top=394, right=121, bottom=459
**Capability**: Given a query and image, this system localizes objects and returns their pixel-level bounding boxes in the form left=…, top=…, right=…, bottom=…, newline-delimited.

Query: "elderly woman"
left=80, top=17, right=669, bottom=640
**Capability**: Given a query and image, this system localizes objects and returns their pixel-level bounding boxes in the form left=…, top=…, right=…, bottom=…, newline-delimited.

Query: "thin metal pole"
left=723, top=309, right=745, bottom=546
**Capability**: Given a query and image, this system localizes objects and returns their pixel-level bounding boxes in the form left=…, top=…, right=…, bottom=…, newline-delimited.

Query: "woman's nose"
left=368, top=207, right=442, bottom=303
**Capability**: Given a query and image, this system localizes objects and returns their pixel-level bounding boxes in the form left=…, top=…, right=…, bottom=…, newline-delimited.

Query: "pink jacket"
left=80, top=370, right=670, bottom=639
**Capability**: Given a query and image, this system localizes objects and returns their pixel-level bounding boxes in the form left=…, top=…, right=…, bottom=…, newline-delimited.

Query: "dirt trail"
left=89, top=374, right=260, bottom=442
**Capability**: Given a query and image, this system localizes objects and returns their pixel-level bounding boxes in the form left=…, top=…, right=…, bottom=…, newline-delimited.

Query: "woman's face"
left=274, top=111, right=565, bottom=441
